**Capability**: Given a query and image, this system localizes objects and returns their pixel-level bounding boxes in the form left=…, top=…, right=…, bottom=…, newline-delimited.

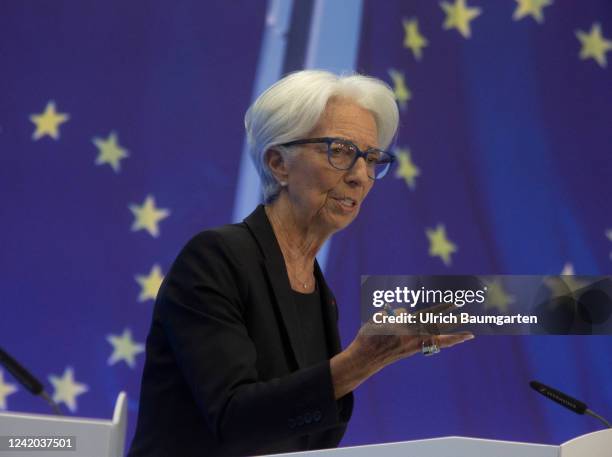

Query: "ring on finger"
left=421, top=337, right=441, bottom=356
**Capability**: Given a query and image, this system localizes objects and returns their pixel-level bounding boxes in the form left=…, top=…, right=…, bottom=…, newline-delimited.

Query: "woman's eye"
left=367, top=152, right=382, bottom=163
left=331, top=144, right=353, bottom=156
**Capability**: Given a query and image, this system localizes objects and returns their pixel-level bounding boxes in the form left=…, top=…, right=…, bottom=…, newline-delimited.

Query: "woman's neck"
left=265, top=196, right=331, bottom=290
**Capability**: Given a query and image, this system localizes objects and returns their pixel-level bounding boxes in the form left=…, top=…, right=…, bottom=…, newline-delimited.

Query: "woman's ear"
left=265, top=148, right=289, bottom=186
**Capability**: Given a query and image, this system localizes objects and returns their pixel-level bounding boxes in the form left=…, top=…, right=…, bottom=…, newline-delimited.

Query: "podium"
left=0, top=391, right=127, bottom=457
left=273, top=429, right=612, bottom=457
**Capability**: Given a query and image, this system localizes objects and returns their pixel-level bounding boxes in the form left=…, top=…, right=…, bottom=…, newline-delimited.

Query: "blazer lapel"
left=314, top=260, right=342, bottom=357
left=243, top=205, right=306, bottom=368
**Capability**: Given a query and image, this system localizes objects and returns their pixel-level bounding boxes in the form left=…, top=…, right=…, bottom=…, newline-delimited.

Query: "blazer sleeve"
left=156, top=230, right=348, bottom=449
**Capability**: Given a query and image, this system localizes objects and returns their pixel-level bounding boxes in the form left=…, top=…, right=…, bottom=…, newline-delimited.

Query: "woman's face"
left=283, top=97, right=378, bottom=233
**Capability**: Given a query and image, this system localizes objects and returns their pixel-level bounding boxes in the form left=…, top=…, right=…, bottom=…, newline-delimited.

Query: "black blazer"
left=128, top=205, right=353, bottom=457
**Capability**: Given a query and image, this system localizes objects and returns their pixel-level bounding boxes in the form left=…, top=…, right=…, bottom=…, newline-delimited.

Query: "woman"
left=128, top=70, right=473, bottom=457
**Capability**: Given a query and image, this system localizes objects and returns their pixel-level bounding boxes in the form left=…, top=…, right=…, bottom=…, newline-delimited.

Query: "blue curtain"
left=1, top=0, right=610, bottom=451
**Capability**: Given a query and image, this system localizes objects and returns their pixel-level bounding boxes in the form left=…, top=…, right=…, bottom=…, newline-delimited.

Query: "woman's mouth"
left=332, top=196, right=357, bottom=211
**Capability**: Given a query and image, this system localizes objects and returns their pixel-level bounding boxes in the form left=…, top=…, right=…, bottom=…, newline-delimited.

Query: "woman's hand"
left=329, top=304, right=474, bottom=399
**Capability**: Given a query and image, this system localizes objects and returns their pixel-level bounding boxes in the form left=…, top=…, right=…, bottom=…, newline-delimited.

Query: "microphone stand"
left=585, top=409, right=612, bottom=429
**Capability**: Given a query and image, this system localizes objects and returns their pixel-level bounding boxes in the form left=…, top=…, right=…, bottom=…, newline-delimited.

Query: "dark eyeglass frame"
left=279, top=137, right=396, bottom=180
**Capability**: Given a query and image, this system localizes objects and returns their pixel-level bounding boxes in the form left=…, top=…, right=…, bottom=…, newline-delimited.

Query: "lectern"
left=273, top=429, right=612, bottom=457
left=0, top=391, right=127, bottom=457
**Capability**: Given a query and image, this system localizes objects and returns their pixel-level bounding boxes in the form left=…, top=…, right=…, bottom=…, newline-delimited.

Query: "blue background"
left=1, top=0, right=611, bottom=452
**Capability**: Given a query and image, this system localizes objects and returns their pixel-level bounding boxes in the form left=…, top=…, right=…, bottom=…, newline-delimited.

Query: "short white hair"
left=244, top=70, right=399, bottom=203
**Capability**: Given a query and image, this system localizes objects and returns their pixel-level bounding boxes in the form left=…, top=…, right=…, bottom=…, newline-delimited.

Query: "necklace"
left=291, top=265, right=314, bottom=290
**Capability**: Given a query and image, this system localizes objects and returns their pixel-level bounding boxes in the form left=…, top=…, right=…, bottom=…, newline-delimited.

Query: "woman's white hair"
left=244, top=70, right=399, bottom=203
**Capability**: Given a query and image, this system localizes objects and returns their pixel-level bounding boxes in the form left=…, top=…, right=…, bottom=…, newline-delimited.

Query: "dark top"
left=293, top=285, right=337, bottom=452
left=293, top=286, right=329, bottom=368
left=127, top=205, right=353, bottom=457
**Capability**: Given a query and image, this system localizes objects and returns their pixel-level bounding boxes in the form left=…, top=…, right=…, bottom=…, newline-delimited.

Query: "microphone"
left=0, top=347, right=62, bottom=415
left=530, top=380, right=611, bottom=428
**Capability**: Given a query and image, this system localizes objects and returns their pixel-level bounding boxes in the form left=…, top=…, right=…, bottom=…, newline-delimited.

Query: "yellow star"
left=483, top=278, right=515, bottom=314
left=0, top=370, right=18, bottom=410
left=107, top=328, right=145, bottom=368
left=129, top=195, right=170, bottom=238
left=440, top=0, right=481, bottom=39
left=388, top=69, right=411, bottom=109
left=93, top=132, right=129, bottom=173
left=135, top=264, right=164, bottom=302
left=560, top=263, right=590, bottom=295
left=426, top=224, right=458, bottom=266
left=513, top=0, right=553, bottom=24
left=394, top=147, right=421, bottom=189
left=576, top=23, right=612, bottom=68
left=545, top=262, right=587, bottom=296
left=48, top=367, right=88, bottom=413
left=403, top=18, right=428, bottom=60
left=29, top=101, right=69, bottom=140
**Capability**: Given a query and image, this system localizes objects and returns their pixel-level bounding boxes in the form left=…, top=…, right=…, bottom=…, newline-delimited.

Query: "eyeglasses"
left=279, top=137, right=396, bottom=180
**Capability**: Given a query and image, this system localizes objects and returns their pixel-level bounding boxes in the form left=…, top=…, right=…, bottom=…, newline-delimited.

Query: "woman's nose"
left=345, top=157, right=370, bottom=187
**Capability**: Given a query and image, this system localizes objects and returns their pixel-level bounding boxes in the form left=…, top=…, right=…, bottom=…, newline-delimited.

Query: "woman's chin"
left=326, top=206, right=359, bottom=231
